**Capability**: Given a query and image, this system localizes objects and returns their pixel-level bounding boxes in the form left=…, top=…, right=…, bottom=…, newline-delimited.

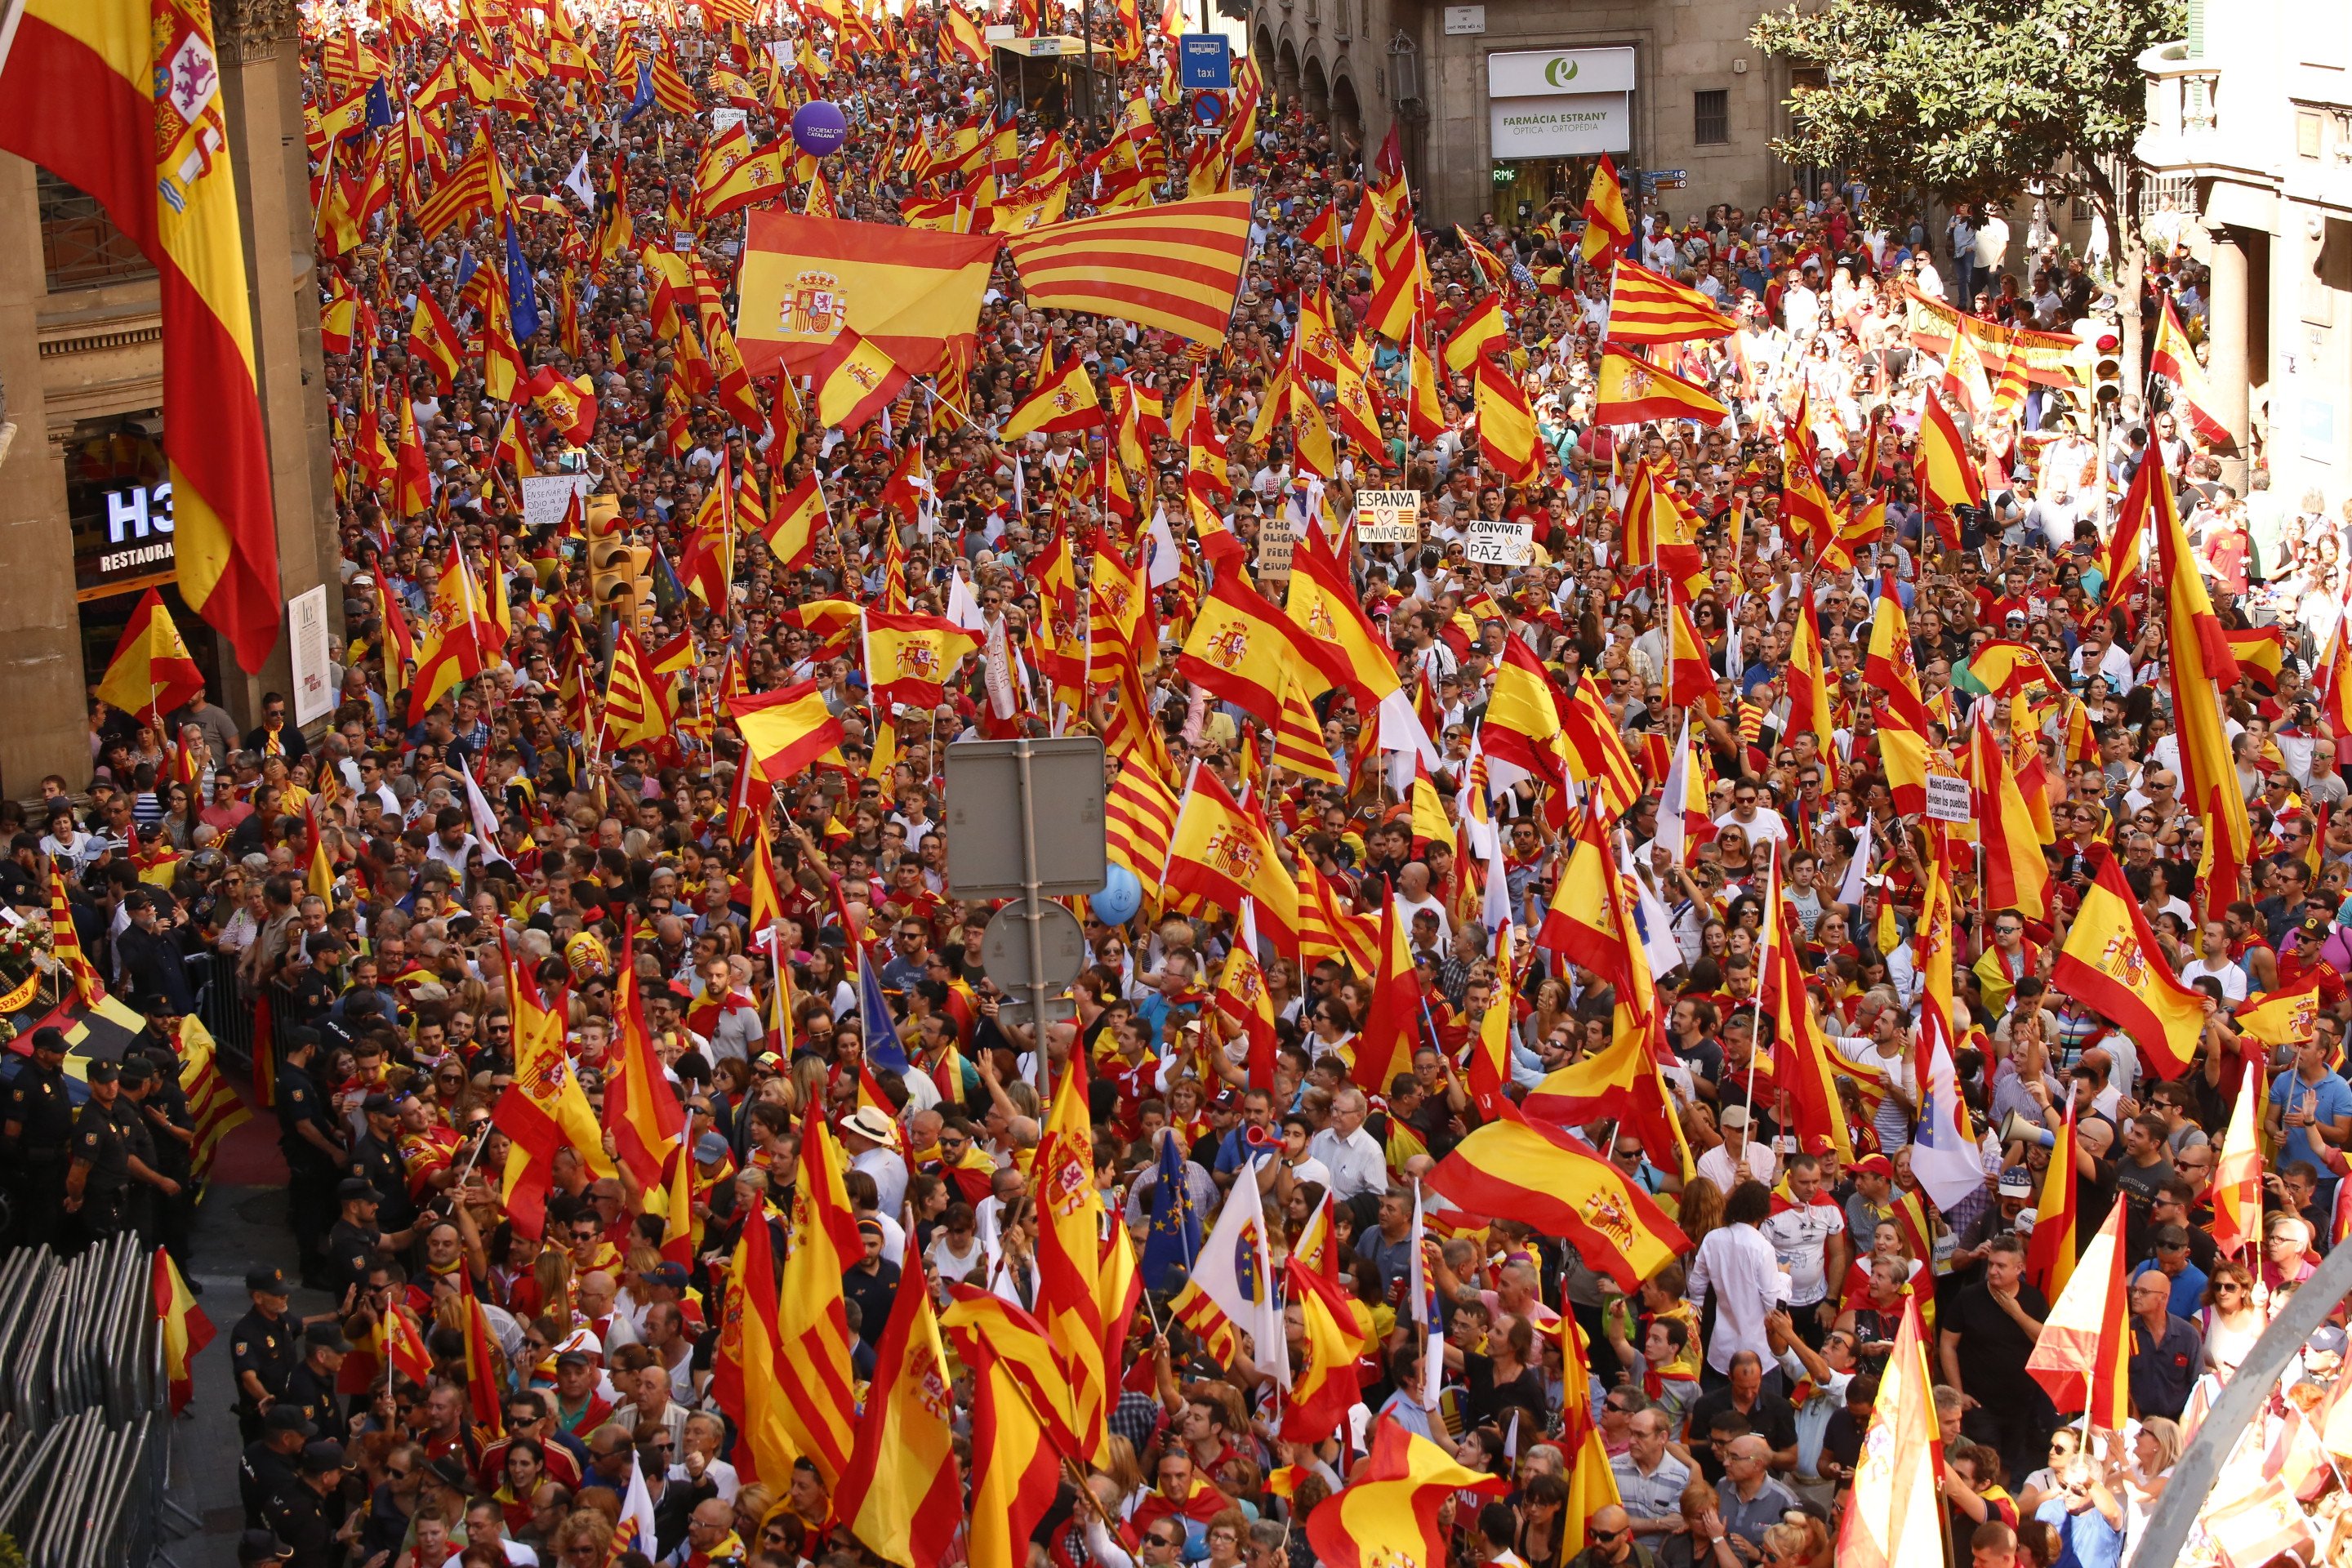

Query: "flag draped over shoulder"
left=0, top=0, right=281, bottom=669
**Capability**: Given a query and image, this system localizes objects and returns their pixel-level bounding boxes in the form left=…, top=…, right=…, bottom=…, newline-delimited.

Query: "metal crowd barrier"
left=187, top=952, right=258, bottom=1088
left=0, top=1237, right=189, bottom=1568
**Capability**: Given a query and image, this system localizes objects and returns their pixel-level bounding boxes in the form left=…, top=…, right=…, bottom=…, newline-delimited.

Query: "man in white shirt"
left=1686, top=1179, right=1782, bottom=1376
left=840, top=1106, right=908, bottom=1218
left=1306, top=1088, right=1387, bottom=1203
left=1713, top=781, right=1791, bottom=846
left=1757, top=1153, right=1848, bottom=1331
left=1696, top=1105, right=1779, bottom=1190
left=2180, top=920, right=2248, bottom=1001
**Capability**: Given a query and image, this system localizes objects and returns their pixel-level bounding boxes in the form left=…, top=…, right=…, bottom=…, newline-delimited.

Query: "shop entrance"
left=1490, top=153, right=1612, bottom=235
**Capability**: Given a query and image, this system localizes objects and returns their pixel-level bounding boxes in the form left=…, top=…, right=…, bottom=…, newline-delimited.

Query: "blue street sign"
left=1180, top=33, right=1232, bottom=90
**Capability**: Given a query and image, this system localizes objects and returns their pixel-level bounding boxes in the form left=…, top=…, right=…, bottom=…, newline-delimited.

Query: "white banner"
left=1925, top=773, right=1973, bottom=825
left=1490, top=92, right=1632, bottom=158
left=519, top=474, right=591, bottom=529
left=289, top=584, right=335, bottom=727
left=1356, top=488, right=1422, bottom=545
left=1464, top=519, right=1535, bottom=566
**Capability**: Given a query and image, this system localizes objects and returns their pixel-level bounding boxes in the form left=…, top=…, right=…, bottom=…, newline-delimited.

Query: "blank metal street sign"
left=942, top=736, right=1107, bottom=899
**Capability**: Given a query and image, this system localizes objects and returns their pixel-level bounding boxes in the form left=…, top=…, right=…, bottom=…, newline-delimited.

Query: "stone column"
left=2205, top=221, right=2252, bottom=492
left=0, top=158, right=104, bottom=798
left=214, top=0, right=338, bottom=729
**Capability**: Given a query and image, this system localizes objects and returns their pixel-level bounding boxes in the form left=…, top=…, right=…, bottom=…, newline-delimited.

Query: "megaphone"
left=1998, top=1111, right=2056, bottom=1151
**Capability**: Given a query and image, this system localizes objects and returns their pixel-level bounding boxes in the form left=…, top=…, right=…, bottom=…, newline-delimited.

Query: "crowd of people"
left=16, top=0, right=2352, bottom=1566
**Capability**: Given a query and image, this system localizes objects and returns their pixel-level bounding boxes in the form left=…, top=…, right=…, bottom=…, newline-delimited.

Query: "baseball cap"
left=1851, top=1154, right=1895, bottom=1178
left=639, top=1262, right=689, bottom=1290
left=1997, top=1168, right=2034, bottom=1199
left=1718, top=1105, right=1750, bottom=1130
left=693, top=1132, right=730, bottom=1164
left=246, top=1267, right=287, bottom=1295
left=298, top=1441, right=348, bottom=1476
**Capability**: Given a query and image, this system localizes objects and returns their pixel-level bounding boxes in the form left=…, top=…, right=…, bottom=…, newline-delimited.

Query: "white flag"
left=1192, top=1149, right=1289, bottom=1387
left=563, top=151, right=596, bottom=209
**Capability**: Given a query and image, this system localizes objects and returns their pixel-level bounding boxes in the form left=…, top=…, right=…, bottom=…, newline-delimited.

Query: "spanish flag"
left=1521, top=1031, right=1682, bottom=1165
left=709, top=1195, right=797, bottom=1487
left=2025, top=1088, right=2079, bottom=1300
left=763, top=472, right=828, bottom=572
left=1425, top=1100, right=1688, bottom=1291
left=1838, top=1303, right=1944, bottom=1568
left=2025, top=1197, right=2131, bottom=1428
left=2051, top=851, right=2207, bottom=1078
left=1442, top=292, right=1506, bottom=373
left=729, top=679, right=848, bottom=782
left=864, top=610, right=982, bottom=708
left=1282, top=1256, right=1376, bottom=1442
left=1535, top=806, right=1635, bottom=987
left=1913, top=388, right=1984, bottom=523
left=2223, top=626, right=2286, bottom=693
left=938, top=1288, right=1088, bottom=1568
left=602, top=958, right=684, bottom=1189
left=95, top=590, right=207, bottom=719
left=152, top=1249, right=215, bottom=1414
left=1595, top=343, right=1728, bottom=426
left=1306, top=1418, right=1511, bottom=1568
left=1164, top=768, right=1298, bottom=949
left=1178, top=571, right=1318, bottom=728
left=408, top=289, right=466, bottom=393
left=2210, top=1057, right=2265, bottom=1258
left=1000, top=341, right=1104, bottom=438
left=492, top=956, right=617, bottom=1236
left=2234, top=975, right=2322, bottom=1049
left=1031, top=1055, right=1112, bottom=1467
left=1473, top=355, right=1540, bottom=481
left=1481, top=635, right=1570, bottom=791
left=2155, top=464, right=2252, bottom=904
left=1968, top=710, right=2049, bottom=920
left=0, top=0, right=282, bottom=670
left=835, top=1257, right=964, bottom=1568
left=813, top=327, right=913, bottom=432
left=1349, top=896, right=1422, bottom=1098
left=1578, top=154, right=1631, bottom=265
left=2149, top=293, right=2230, bottom=447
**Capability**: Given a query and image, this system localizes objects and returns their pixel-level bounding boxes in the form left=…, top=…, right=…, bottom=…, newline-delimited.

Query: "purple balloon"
left=791, top=100, right=849, bottom=157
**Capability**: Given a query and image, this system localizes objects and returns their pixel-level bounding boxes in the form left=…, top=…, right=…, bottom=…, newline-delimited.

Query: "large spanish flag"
left=1307, top=1418, right=1510, bottom=1568
left=737, top=210, right=1000, bottom=379
left=1004, top=189, right=1254, bottom=346
left=2051, top=852, right=2207, bottom=1078
left=1838, top=1303, right=1944, bottom=1568
left=835, top=1258, right=963, bottom=1568
left=1595, top=343, right=1727, bottom=425
left=729, top=679, right=848, bottom=782
left=0, top=0, right=281, bottom=670
left=1177, top=571, right=1316, bottom=727
left=1425, top=1101, right=1689, bottom=1291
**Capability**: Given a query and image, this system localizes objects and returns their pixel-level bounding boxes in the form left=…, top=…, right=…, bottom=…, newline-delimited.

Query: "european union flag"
left=858, top=944, right=912, bottom=1076
left=1139, top=1129, right=1201, bottom=1293
left=363, top=78, right=397, bottom=131
left=452, top=246, right=478, bottom=292
left=505, top=218, right=541, bottom=343
left=621, top=60, right=656, bottom=123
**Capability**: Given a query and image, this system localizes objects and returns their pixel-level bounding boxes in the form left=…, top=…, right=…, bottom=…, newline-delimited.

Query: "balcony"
left=2136, top=42, right=2270, bottom=186
left=2139, top=40, right=2352, bottom=218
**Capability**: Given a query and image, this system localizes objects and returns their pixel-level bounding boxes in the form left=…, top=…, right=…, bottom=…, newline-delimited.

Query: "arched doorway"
left=1330, top=71, right=1363, bottom=158
left=1254, top=24, right=1279, bottom=105
left=1302, top=53, right=1329, bottom=120
left=1276, top=38, right=1301, bottom=109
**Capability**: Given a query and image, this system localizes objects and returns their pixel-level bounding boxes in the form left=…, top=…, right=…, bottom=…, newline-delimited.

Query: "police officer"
left=2, top=1027, right=76, bottom=1251
left=280, top=1321, right=350, bottom=1437
left=131, top=1025, right=199, bottom=1265
left=65, top=1061, right=177, bottom=1246
left=231, top=1267, right=303, bottom=1444
left=275, top=1028, right=345, bottom=1289
left=347, top=1093, right=417, bottom=1232
left=238, top=1405, right=314, bottom=1529
left=114, top=1056, right=169, bottom=1248
left=325, top=1177, right=416, bottom=1304
left=265, top=1441, right=353, bottom=1568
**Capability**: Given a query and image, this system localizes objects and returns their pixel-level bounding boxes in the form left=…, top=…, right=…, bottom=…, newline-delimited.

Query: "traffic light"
left=2092, top=331, right=2123, bottom=412
left=584, top=496, right=650, bottom=621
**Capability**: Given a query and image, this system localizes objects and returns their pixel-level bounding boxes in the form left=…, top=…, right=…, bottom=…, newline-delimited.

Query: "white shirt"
left=2180, top=956, right=2247, bottom=1002
left=1760, top=1200, right=1844, bottom=1307
left=1713, top=806, right=1790, bottom=844
left=1696, top=1138, right=1779, bottom=1193
left=1306, top=1125, right=1387, bottom=1202
left=1686, top=1222, right=1781, bottom=1374
left=850, top=1146, right=908, bottom=1218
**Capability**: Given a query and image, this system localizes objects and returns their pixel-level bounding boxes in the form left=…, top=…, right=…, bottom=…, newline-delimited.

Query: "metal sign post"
left=944, top=737, right=1107, bottom=1081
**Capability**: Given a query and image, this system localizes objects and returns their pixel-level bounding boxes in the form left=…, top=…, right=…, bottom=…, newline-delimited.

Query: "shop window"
left=38, top=169, right=154, bottom=292
left=1694, top=89, right=1729, bottom=145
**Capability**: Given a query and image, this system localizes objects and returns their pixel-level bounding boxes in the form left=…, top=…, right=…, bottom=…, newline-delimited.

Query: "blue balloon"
left=791, top=100, right=849, bottom=157
left=1091, top=866, right=1144, bottom=925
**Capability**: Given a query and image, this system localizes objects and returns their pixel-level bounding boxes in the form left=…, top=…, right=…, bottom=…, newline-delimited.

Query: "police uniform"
left=348, top=1131, right=416, bottom=1232
left=279, top=1355, right=341, bottom=1437
left=113, top=1085, right=164, bottom=1248
left=138, top=1054, right=198, bottom=1263
left=69, top=1095, right=134, bottom=1245
left=323, top=1214, right=379, bottom=1303
left=274, top=1058, right=342, bottom=1285
left=2, top=1058, right=75, bottom=1250
left=230, top=1306, right=301, bottom=1443
left=265, top=1479, right=345, bottom=1568
left=239, top=1441, right=301, bottom=1530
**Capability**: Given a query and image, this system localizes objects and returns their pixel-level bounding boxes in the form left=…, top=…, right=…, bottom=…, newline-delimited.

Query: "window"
left=1694, top=89, right=1730, bottom=145
left=2298, top=110, right=2323, bottom=158
left=38, top=168, right=154, bottom=292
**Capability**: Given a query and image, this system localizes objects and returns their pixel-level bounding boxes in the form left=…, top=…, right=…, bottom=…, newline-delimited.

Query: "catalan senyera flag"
left=777, top=1111, right=863, bottom=1486
left=602, top=626, right=674, bottom=751
left=0, top=0, right=283, bottom=670
left=1307, top=1417, right=1511, bottom=1568
left=835, top=1256, right=963, bottom=1568
left=1177, top=571, right=1317, bottom=727
left=710, top=1196, right=796, bottom=1488
left=1103, top=752, right=1180, bottom=884
left=2051, top=853, right=2208, bottom=1079
left=602, top=958, right=684, bottom=1189
left=2212, top=1056, right=2265, bottom=1259
left=938, top=1288, right=1088, bottom=1568
left=2025, top=1196, right=2130, bottom=1427
left=153, top=1247, right=215, bottom=1414
left=1425, top=1101, right=1689, bottom=1291
left=2025, top=1088, right=2078, bottom=1301
left=1031, top=1054, right=1111, bottom=1468
left=1578, top=154, right=1631, bottom=264
left=737, top=211, right=1001, bottom=379
left=1605, top=259, right=1736, bottom=343
left=729, top=679, right=849, bottom=783
left=1004, top=190, right=1254, bottom=346
left=96, top=589, right=207, bottom=719
left=175, top=1014, right=249, bottom=1182
left=1595, top=343, right=1728, bottom=425
left=1838, top=1302, right=1944, bottom=1568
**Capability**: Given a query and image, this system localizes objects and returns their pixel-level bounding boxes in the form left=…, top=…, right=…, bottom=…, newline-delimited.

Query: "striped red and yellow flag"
left=1103, top=752, right=1179, bottom=883
left=0, top=0, right=282, bottom=670
left=1004, top=189, right=1254, bottom=346
left=1605, top=258, right=1737, bottom=342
